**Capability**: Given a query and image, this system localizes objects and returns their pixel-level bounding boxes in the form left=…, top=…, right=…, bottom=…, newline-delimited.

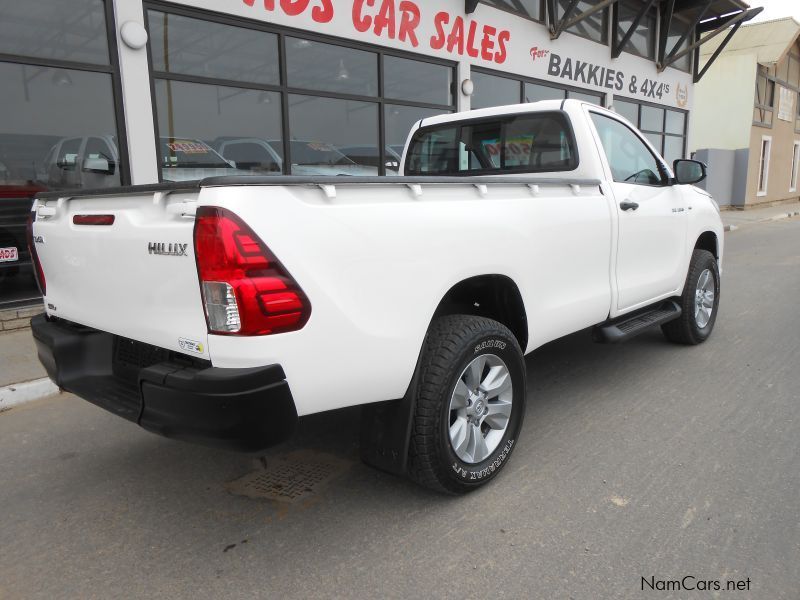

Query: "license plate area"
left=0, top=247, right=18, bottom=262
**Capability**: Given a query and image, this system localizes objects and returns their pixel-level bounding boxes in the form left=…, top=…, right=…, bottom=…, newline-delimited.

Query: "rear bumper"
left=30, top=314, right=297, bottom=452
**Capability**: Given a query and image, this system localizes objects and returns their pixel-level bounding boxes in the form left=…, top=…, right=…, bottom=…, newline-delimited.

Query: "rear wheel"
left=408, top=315, right=526, bottom=494
left=662, top=249, right=720, bottom=345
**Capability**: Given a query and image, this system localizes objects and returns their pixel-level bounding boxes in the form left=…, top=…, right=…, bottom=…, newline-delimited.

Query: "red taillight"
left=26, top=212, right=46, bottom=295
left=73, top=214, right=115, bottom=225
left=193, top=207, right=311, bottom=336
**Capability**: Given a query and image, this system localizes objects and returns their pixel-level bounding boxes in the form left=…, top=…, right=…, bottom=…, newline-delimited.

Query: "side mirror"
left=673, top=159, right=706, bottom=185
left=83, top=157, right=115, bottom=175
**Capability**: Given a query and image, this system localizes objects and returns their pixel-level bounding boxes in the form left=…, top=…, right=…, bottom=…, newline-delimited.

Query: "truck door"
left=588, top=111, right=687, bottom=312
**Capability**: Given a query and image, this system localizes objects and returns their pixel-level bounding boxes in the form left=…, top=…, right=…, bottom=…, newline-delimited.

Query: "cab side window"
left=590, top=112, right=664, bottom=185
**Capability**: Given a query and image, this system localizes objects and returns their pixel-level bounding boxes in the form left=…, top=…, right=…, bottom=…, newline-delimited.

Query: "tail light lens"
left=193, top=207, right=311, bottom=336
left=26, top=211, right=46, bottom=295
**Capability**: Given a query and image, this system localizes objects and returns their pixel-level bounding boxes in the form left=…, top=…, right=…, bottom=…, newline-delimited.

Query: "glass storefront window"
left=666, top=15, right=692, bottom=72
left=384, top=56, right=452, bottom=106
left=524, top=82, right=566, bottom=102
left=154, top=80, right=283, bottom=177
left=616, top=1, right=656, bottom=59
left=665, top=110, right=685, bottom=135
left=472, top=71, right=520, bottom=109
left=287, top=38, right=378, bottom=97
left=148, top=11, right=280, bottom=86
left=558, top=0, right=608, bottom=44
left=385, top=105, right=449, bottom=172
left=641, top=105, right=664, bottom=132
left=663, top=136, right=684, bottom=165
left=0, top=0, right=109, bottom=65
left=481, top=0, right=542, bottom=21
left=614, top=99, right=639, bottom=124
left=288, top=95, right=379, bottom=175
left=568, top=90, right=603, bottom=105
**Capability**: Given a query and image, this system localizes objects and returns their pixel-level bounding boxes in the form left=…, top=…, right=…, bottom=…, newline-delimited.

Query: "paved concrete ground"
left=1, top=220, right=799, bottom=600
left=0, top=328, right=45, bottom=387
left=721, top=200, right=800, bottom=230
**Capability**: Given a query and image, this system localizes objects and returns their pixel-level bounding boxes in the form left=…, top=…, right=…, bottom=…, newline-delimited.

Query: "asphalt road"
left=2, top=219, right=799, bottom=600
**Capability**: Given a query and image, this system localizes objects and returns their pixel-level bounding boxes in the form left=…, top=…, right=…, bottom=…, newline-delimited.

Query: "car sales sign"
left=172, top=0, right=692, bottom=109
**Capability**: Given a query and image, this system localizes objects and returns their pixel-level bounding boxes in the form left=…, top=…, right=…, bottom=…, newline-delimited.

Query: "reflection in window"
left=471, top=71, right=520, bottom=109
left=614, top=99, right=639, bottom=124
left=590, top=112, right=663, bottom=185
left=288, top=95, right=378, bottom=175
left=406, top=113, right=577, bottom=175
left=663, top=136, right=684, bottom=165
left=665, top=15, right=693, bottom=72
left=154, top=79, right=283, bottom=178
left=287, top=38, right=377, bottom=96
left=568, top=90, right=603, bottom=105
left=384, top=56, right=452, bottom=106
left=525, top=82, right=566, bottom=102
left=616, top=0, right=656, bottom=59
left=481, top=0, right=541, bottom=21
left=148, top=11, right=279, bottom=85
left=640, top=105, right=664, bottom=132
left=558, top=0, right=608, bottom=44
left=754, top=65, right=775, bottom=127
left=0, top=0, right=109, bottom=65
left=385, top=105, right=449, bottom=171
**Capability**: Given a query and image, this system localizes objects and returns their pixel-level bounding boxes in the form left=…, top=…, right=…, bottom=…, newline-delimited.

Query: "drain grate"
left=226, top=450, right=350, bottom=503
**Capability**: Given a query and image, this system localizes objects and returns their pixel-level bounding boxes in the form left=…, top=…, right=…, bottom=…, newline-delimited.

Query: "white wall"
left=690, top=53, right=758, bottom=153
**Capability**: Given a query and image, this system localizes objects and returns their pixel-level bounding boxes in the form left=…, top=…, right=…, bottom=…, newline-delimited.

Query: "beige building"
left=691, top=17, right=800, bottom=207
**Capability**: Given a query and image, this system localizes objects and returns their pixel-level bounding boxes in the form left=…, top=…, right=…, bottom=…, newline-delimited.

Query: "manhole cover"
left=226, top=450, right=351, bottom=503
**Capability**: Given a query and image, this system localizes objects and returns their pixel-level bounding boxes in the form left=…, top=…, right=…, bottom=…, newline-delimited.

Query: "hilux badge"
left=148, top=242, right=188, bottom=256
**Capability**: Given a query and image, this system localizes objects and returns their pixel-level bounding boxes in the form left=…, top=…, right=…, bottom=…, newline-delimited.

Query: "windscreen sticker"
left=167, top=141, right=211, bottom=154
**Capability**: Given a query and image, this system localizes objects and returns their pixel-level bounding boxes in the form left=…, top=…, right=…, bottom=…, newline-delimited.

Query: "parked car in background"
left=338, top=145, right=403, bottom=173
left=214, top=138, right=378, bottom=176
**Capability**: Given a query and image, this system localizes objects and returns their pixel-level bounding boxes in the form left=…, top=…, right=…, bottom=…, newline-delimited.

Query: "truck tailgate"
left=32, top=190, right=210, bottom=360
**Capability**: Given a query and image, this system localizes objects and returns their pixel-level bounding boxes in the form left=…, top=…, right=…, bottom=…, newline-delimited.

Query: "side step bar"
left=592, top=300, right=681, bottom=343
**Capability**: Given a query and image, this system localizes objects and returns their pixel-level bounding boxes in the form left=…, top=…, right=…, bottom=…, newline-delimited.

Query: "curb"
left=723, top=210, right=798, bottom=232
left=0, top=378, right=60, bottom=412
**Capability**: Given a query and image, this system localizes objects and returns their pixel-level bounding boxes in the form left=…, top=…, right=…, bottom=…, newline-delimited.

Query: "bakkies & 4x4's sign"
left=174, top=0, right=691, bottom=109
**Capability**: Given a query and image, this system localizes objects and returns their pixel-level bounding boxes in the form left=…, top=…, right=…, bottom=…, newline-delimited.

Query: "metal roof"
left=700, top=16, right=800, bottom=63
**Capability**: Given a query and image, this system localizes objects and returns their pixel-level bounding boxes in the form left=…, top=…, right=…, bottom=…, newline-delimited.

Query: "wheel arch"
left=431, top=274, right=528, bottom=352
left=694, top=231, right=719, bottom=258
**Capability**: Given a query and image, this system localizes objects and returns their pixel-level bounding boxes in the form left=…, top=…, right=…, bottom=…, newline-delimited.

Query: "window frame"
left=790, top=140, right=800, bottom=193
left=471, top=65, right=606, bottom=109
left=0, top=0, right=130, bottom=187
left=404, top=110, right=581, bottom=176
left=613, top=0, right=657, bottom=60
left=588, top=109, right=669, bottom=187
left=143, top=0, right=456, bottom=178
left=754, top=64, right=776, bottom=129
left=757, top=135, right=772, bottom=196
left=613, top=97, right=688, bottom=164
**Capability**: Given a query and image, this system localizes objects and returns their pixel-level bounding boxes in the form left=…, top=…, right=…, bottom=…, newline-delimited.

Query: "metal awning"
left=467, top=0, right=761, bottom=83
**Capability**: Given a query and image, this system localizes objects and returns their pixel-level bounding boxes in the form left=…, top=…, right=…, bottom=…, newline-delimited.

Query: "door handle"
left=620, top=201, right=639, bottom=211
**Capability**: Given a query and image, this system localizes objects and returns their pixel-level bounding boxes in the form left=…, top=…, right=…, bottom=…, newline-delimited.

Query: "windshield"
left=269, top=141, right=356, bottom=167
left=160, top=138, right=233, bottom=169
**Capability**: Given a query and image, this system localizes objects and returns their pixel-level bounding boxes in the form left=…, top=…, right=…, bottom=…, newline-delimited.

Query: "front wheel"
left=408, top=315, right=526, bottom=494
left=662, top=249, right=720, bottom=345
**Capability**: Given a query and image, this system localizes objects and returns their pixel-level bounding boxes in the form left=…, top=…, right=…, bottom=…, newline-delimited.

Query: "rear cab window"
left=404, top=111, right=578, bottom=176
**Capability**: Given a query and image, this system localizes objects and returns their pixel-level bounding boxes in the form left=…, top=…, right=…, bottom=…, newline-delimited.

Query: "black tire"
left=408, top=315, right=526, bottom=494
left=661, top=249, right=720, bottom=345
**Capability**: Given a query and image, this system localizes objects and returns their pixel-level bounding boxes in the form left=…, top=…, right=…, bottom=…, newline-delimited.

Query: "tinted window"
left=471, top=71, right=520, bottom=109
left=558, top=0, right=607, bottom=44
left=640, top=105, right=664, bottom=132
left=481, top=0, right=541, bottom=20
left=148, top=11, right=279, bottom=85
left=616, top=0, right=656, bottom=59
left=219, top=142, right=281, bottom=173
left=287, top=96, right=378, bottom=175
left=406, top=113, right=577, bottom=175
left=385, top=105, right=449, bottom=159
left=0, top=0, right=109, bottom=64
left=160, top=139, right=230, bottom=169
left=287, top=38, right=377, bottom=96
left=154, top=80, right=282, bottom=178
left=524, top=82, right=566, bottom=102
left=614, top=99, right=639, bottom=124
left=568, top=90, right=603, bottom=105
left=590, top=112, right=664, bottom=185
left=384, top=56, right=452, bottom=106
left=665, top=110, right=685, bottom=135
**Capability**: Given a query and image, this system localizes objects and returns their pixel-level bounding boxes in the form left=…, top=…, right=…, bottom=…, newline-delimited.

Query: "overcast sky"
left=750, top=0, right=800, bottom=22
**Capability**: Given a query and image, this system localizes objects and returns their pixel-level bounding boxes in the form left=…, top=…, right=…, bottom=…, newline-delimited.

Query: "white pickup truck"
left=29, top=100, right=722, bottom=493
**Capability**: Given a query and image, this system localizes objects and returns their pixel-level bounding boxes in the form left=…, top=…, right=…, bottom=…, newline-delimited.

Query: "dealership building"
left=0, top=0, right=758, bottom=310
